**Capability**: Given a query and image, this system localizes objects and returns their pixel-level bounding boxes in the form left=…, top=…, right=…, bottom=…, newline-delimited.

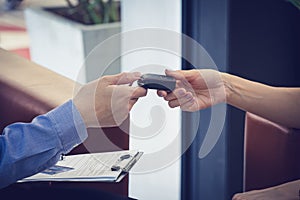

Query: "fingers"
left=104, top=72, right=141, bottom=85
left=168, top=96, right=198, bottom=112
left=157, top=76, right=188, bottom=98
left=157, top=90, right=168, bottom=97
left=167, top=88, right=194, bottom=104
left=165, top=69, right=198, bottom=80
left=100, top=70, right=200, bottom=113
left=165, top=69, right=185, bottom=81
left=128, top=87, right=147, bottom=111
left=163, top=88, right=192, bottom=101
left=131, top=87, right=148, bottom=99
left=157, top=87, right=194, bottom=106
left=128, top=98, right=139, bottom=111
left=156, top=86, right=199, bottom=111
left=110, top=85, right=147, bottom=110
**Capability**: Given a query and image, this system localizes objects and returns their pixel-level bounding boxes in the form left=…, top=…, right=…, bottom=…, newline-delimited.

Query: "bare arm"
left=158, top=69, right=300, bottom=129
left=222, top=73, right=300, bottom=129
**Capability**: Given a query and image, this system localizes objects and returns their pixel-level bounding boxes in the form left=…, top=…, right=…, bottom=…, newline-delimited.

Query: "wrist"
left=220, top=72, right=234, bottom=104
left=73, top=98, right=92, bottom=128
left=48, top=100, right=88, bottom=153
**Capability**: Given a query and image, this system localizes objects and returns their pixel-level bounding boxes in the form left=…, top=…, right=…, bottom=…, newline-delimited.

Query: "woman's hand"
left=157, top=69, right=226, bottom=112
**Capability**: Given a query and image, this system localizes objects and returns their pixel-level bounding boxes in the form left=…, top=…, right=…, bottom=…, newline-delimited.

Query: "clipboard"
left=19, top=150, right=143, bottom=183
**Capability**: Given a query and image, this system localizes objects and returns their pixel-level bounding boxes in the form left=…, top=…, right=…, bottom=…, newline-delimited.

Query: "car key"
left=137, top=73, right=176, bottom=92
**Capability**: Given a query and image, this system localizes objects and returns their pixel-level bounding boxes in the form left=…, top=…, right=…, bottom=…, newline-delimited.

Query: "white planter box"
left=25, top=7, right=121, bottom=83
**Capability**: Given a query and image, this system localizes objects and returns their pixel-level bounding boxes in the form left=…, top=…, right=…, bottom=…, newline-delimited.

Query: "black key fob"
left=137, top=74, right=176, bottom=91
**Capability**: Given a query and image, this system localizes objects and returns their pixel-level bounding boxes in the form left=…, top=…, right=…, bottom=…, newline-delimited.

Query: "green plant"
left=287, top=0, right=300, bottom=10
left=64, top=0, right=120, bottom=25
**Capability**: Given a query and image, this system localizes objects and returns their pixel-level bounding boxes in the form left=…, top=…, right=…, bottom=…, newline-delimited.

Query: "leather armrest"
left=244, top=112, right=300, bottom=191
left=233, top=179, right=300, bottom=200
left=0, top=48, right=74, bottom=131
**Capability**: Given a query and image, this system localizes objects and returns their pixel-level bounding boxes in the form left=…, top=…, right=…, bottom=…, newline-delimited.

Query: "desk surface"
left=0, top=48, right=75, bottom=108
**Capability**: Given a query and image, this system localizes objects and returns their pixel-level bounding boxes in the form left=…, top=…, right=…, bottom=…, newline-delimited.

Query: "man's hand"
left=74, top=72, right=147, bottom=127
left=157, top=69, right=226, bottom=112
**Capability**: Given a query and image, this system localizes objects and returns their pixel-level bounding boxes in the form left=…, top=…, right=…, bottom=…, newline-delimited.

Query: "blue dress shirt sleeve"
left=0, top=100, right=88, bottom=189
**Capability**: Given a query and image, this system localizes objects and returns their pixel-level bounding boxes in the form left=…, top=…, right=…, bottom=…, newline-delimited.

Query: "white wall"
left=121, top=1, right=182, bottom=200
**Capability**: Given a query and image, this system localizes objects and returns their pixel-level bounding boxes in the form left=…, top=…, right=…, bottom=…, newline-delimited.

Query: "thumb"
left=165, top=69, right=185, bottom=80
left=166, top=69, right=198, bottom=81
left=106, top=72, right=141, bottom=85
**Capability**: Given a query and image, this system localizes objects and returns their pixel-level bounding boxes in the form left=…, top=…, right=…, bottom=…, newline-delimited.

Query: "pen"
left=111, top=154, right=131, bottom=171
left=60, top=154, right=65, bottom=161
left=123, top=152, right=143, bottom=172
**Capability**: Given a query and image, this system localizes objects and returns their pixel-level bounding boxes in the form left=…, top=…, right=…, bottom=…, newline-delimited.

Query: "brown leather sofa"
left=233, top=112, right=300, bottom=200
left=0, top=48, right=129, bottom=197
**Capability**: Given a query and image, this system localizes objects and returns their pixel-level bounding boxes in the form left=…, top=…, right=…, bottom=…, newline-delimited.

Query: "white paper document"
left=20, top=150, right=143, bottom=183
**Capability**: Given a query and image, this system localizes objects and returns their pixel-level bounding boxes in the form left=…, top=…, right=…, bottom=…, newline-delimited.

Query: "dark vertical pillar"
left=181, top=0, right=233, bottom=199
left=182, top=0, right=300, bottom=199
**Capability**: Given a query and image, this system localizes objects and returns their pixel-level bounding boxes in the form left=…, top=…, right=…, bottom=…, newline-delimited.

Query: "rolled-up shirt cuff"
left=46, top=100, right=88, bottom=154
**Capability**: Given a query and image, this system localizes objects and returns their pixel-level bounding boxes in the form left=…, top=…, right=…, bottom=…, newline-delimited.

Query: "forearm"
left=221, top=73, right=300, bottom=129
left=0, top=100, right=88, bottom=188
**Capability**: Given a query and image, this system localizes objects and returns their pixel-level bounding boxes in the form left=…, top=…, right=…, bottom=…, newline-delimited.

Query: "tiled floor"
left=0, top=0, right=66, bottom=57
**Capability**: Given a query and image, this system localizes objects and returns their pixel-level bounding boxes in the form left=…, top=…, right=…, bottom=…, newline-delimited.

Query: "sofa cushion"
left=233, top=179, right=300, bottom=200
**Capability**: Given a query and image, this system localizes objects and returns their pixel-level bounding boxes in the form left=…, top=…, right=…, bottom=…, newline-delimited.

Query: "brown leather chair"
left=233, top=112, right=300, bottom=200
left=0, top=49, right=130, bottom=197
